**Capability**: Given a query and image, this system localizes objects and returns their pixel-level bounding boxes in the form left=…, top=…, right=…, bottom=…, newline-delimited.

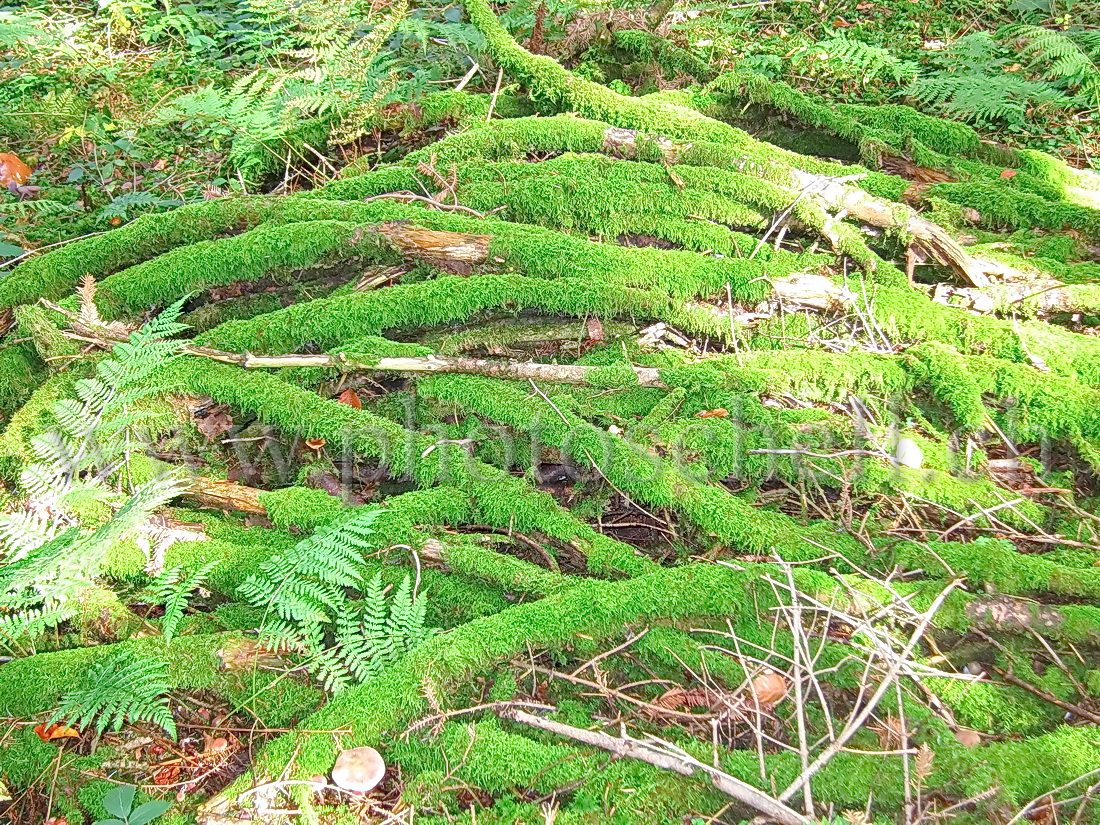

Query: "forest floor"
left=2, top=1, right=1100, bottom=824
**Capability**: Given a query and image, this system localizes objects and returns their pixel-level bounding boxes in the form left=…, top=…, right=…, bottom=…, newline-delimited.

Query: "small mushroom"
left=331, top=746, right=386, bottom=795
left=894, top=437, right=923, bottom=469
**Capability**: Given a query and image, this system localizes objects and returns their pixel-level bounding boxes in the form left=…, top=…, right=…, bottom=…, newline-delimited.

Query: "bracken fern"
left=238, top=507, right=434, bottom=692
left=0, top=300, right=189, bottom=646
left=51, top=650, right=176, bottom=739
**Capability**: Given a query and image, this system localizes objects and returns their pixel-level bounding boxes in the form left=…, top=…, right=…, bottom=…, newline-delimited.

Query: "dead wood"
left=497, top=706, right=813, bottom=825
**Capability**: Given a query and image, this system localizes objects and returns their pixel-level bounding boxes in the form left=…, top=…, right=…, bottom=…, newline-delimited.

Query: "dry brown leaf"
left=34, top=722, right=80, bottom=742
left=871, top=715, right=907, bottom=749
left=586, top=317, right=605, bottom=343
left=153, top=765, right=180, bottom=785
left=915, top=742, right=935, bottom=783
left=337, top=388, right=363, bottom=408
left=748, top=671, right=789, bottom=707
left=195, top=406, right=234, bottom=441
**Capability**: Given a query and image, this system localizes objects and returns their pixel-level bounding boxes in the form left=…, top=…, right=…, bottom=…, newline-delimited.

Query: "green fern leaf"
left=52, top=651, right=176, bottom=739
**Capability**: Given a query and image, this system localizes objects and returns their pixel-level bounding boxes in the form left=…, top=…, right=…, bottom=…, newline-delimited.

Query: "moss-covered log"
left=6, top=1, right=1100, bottom=823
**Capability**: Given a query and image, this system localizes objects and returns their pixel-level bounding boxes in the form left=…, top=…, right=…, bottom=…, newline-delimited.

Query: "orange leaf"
left=34, top=723, right=80, bottom=741
left=1000, top=169, right=1017, bottom=179
left=0, top=153, right=32, bottom=187
left=337, top=388, right=362, bottom=408
left=153, top=765, right=180, bottom=785
left=831, top=17, right=853, bottom=26
left=695, top=408, right=729, bottom=418
left=749, top=672, right=789, bottom=707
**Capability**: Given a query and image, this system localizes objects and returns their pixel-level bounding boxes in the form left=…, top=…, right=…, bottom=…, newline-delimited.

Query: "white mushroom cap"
left=894, top=437, right=923, bottom=470
left=331, top=746, right=386, bottom=794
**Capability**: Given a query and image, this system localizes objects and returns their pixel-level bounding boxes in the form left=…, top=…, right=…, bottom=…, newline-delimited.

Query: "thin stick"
left=362, top=191, right=490, bottom=217
left=454, top=61, right=480, bottom=91
left=486, top=68, right=504, bottom=121
left=404, top=700, right=557, bottom=737
left=498, top=707, right=812, bottom=825
left=778, top=579, right=961, bottom=803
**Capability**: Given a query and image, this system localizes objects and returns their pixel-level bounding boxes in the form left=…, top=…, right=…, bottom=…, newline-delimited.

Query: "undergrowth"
left=3, top=0, right=1100, bottom=824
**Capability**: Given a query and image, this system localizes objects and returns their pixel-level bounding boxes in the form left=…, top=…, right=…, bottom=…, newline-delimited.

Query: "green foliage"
left=909, top=69, right=1071, bottom=129
left=1002, top=23, right=1100, bottom=108
left=51, top=650, right=176, bottom=739
left=153, top=560, right=218, bottom=643
left=6, top=1, right=1100, bottom=822
left=94, top=785, right=171, bottom=825
left=789, top=36, right=920, bottom=85
left=0, top=304, right=188, bottom=645
left=904, top=27, right=1098, bottom=127
left=152, top=0, right=487, bottom=182
left=238, top=507, right=434, bottom=691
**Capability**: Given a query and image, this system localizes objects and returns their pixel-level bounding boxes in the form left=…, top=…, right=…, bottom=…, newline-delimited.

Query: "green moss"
left=88, top=220, right=396, bottom=319
left=164, top=359, right=650, bottom=577
left=905, top=342, right=987, bottom=433
left=258, top=485, right=346, bottom=529
left=0, top=634, right=225, bottom=719
left=0, top=370, right=81, bottom=467
left=0, top=342, right=44, bottom=424
left=13, top=303, right=81, bottom=362
left=931, top=180, right=1100, bottom=238
left=217, top=561, right=774, bottom=789
left=899, top=536, right=1100, bottom=599
left=613, top=30, right=714, bottom=82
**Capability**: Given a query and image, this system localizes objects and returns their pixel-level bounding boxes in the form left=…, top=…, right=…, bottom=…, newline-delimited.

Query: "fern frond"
left=794, top=37, right=919, bottom=85
left=238, top=511, right=432, bottom=693
left=1000, top=24, right=1100, bottom=106
left=239, top=507, right=382, bottom=630
left=52, top=652, right=176, bottom=738
left=155, top=560, right=218, bottom=643
left=907, top=73, right=1070, bottom=126
left=0, top=605, right=74, bottom=649
left=0, top=200, right=82, bottom=219
left=0, top=509, right=60, bottom=561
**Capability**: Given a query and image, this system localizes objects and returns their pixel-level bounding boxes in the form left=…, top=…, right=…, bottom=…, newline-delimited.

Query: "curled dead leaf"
left=695, top=408, right=729, bottom=419
left=748, top=671, right=788, bottom=707
left=871, top=715, right=908, bottom=749
left=586, top=317, right=605, bottom=342
left=337, top=388, right=363, bottom=408
left=34, top=722, right=80, bottom=742
left=153, top=765, right=180, bottom=785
